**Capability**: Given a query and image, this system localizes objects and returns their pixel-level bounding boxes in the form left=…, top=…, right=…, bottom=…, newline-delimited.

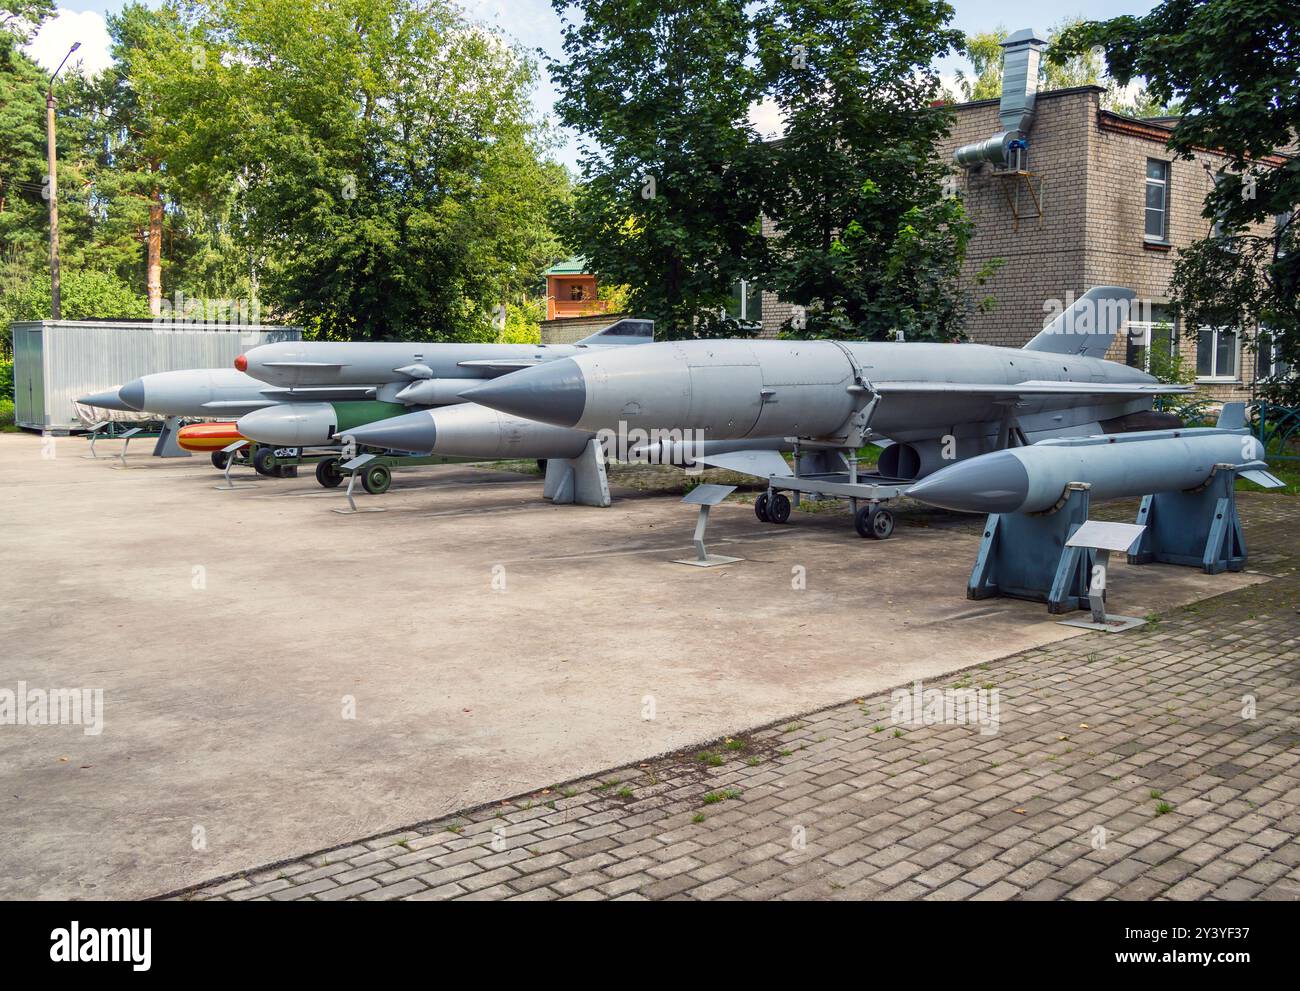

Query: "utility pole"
left=46, top=41, right=80, bottom=321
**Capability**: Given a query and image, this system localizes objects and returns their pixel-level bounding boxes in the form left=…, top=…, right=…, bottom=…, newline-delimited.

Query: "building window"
left=1125, top=305, right=1178, bottom=374
left=1256, top=329, right=1293, bottom=382
left=726, top=280, right=763, bottom=325
left=1196, top=327, right=1238, bottom=380
left=569, top=284, right=586, bottom=301
left=1145, top=159, right=1170, bottom=242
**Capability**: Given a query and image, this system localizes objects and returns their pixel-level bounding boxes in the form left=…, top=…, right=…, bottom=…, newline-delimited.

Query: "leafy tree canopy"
left=134, top=0, right=568, bottom=341
left=952, top=19, right=1181, bottom=118
left=549, top=0, right=768, bottom=339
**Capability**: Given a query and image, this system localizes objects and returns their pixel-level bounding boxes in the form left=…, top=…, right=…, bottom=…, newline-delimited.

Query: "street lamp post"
left=46, top=41, right=80, bottom=321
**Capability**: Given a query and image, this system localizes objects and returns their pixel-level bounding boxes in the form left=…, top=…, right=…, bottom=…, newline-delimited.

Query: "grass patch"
left=701, top=788, right=742, bottom=805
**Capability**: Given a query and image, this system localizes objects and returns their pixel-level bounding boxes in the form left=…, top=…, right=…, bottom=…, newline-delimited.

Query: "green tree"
left=1055, top=0, right=1299, bottom=403
left=7, top=268, right=151, bottom=320
left=952, top=19, right=1177, bottom=117
left=1, top=1, right=53, bottom=42
left=138, top=0, right=567, bottom=341
left=756, top=0, right=971, bottom=340
left=953, top=28, right=1006, bottom=102
left=73, top=3, right=187, bottom=314
left=1, top=15, right=100, bottom=325
left=549, top=0, right=769, bottom=339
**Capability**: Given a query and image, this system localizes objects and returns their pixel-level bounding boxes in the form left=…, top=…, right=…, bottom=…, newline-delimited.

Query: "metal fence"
left=1254, top=402, right=1300, bottom=462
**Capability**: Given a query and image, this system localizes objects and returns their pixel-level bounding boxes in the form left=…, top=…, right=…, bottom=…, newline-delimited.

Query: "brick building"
left=756, top=63, right=1290, bottom=400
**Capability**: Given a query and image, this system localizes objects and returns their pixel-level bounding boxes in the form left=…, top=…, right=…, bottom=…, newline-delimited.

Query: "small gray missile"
left=337, top=403, right=596, bottom=460
left=906, top=425, right=1270, bottom=515
left=112, top=368, right=280, bottom=418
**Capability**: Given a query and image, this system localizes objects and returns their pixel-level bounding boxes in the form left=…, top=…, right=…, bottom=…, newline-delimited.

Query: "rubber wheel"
left=767, top=492, right=792, bottom=524
left=210, top=451, right=230, bottom=470
left=315, top=457, right=343, bottom=488
left=252, top=447, right=276, bottom=476
left=362, top=463, right=392, bottom=495
left=855, top=506, right=895, bottom=540
left=754, top=492, right=770, bottom=522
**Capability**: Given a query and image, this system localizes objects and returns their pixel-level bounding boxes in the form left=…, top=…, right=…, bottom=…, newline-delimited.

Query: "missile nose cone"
left=77, top=388, right=135, bottom=413
left=336, top=412, right=436, bottom=454
left=118, top=378, right=147, bottom=411
left=907, top=450, right=1030, bottom=514
left=460, top=358, right=586, bottom=428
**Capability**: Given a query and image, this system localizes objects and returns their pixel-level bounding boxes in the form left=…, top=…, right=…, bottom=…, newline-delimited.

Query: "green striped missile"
left=236, top=401, right=411, bottom=448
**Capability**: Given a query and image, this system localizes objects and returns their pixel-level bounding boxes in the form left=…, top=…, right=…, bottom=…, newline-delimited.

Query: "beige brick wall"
left=758, top=85, right=1279, bottom=400
left=540, top=312, right=632, bottom=345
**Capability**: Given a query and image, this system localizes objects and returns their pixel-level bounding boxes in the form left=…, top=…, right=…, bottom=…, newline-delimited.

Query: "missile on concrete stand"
left=905, top=423, right=1273, bottom=515
left=460, top=288, right=1192, bottom=479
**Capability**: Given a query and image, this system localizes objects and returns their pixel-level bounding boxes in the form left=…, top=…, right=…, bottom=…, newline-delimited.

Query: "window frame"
left=1195, top=326, right=1240, bottom=382
left=1256, top=328, right=1294, bottom=383
left=1144, top=159, right=1171, bottom=243
left=1125, top=310, right=1178, bottom=374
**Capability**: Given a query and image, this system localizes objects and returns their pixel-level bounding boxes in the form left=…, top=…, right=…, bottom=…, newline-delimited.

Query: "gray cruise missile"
left=338, top=403, right=797, bottom=466
left=99, top=368, right=284, bottom=418
left=463, top=288, right=1191, bottom=479
left=236, top=318, right=652, bottom=389
left=907, top=411, right=1276, bottom=514
left=339, top=403, right=597, bottom=460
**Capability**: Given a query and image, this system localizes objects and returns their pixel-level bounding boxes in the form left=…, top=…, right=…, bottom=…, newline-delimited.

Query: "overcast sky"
left=27, top=1, right=1160, bottom=173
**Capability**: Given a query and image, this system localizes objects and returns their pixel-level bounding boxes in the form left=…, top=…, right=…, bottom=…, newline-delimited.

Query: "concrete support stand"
left=543, top=439, right=611, bottom=507
left=1128, top=465, right=1247, bottom=574
left=152, top=416, right=191, bottom=458
left=968, top=483, right=1095, bottom=614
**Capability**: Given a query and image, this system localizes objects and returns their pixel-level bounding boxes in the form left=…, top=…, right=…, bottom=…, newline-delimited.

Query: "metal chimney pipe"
left=954, top=28, right=1049, bottom=169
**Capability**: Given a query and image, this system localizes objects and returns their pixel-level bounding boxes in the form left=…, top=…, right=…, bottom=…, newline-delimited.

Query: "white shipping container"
left=10, top=320, right=303, bottom=432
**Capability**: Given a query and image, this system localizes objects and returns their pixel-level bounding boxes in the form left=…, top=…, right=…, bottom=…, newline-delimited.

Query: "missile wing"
left=872, top=380, right=1191, bottom=398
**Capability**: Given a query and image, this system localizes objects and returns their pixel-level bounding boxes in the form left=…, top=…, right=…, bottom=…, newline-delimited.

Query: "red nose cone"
left=234, top=354, right=248, bottom=372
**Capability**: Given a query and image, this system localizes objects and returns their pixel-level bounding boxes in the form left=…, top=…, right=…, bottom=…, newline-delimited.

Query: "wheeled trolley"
left=754, top=470, right=914, bottom=539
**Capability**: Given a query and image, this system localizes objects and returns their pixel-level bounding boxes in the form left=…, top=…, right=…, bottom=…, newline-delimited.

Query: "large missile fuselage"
left=907, top=428, right=1266, bottom=515
left=465, top=339, right=1162, bottom=445
left=337, top=403, right=797, bottom=462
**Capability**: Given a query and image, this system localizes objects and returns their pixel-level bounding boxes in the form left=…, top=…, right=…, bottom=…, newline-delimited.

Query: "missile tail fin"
left=1216, top=401, right=1247, bottom=430
left=1022, top=286, right=1136, bottom=360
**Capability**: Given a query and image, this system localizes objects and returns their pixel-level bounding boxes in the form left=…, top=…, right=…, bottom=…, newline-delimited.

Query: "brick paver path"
left=173, top=494, right=1300, bottom=901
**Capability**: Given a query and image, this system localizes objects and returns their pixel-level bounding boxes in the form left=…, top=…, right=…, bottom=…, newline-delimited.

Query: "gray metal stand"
left=674, top=484, right=741, bottom=567
left=214, top=440, right=258, bottom=489
left=1057, top=519, right=1148, bottom=632
left=968, top=482, right=1095, bottom=614
left=1128, top=464, right=1248, bottom=574
left=332, top=453, right=385, bottom=514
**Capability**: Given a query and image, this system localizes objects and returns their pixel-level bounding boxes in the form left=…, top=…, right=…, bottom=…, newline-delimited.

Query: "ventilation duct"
left=954, top=28, right=1049, bottom=169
